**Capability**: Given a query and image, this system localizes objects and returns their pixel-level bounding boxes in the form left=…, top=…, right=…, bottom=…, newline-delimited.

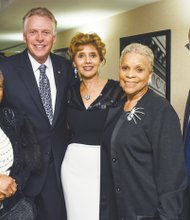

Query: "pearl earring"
left=74, top=68, right=78, bottom=78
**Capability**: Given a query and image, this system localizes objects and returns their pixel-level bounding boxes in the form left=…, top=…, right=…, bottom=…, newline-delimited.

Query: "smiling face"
left=23, top=15, right=56, bottom=64
left=73, top=44, right=101, bottom=80
left=119, top=52, right=152, bottom=99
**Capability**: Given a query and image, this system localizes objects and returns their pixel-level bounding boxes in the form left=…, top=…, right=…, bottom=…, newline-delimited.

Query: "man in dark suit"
left=182, top=29, right=190, bottom=220
left=0, top=7, right=76, bottom=220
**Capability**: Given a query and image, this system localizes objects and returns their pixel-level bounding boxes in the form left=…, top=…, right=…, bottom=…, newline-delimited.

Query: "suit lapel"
left=18, top=50, right=47, bottom=118
left=51, top=54, right=67, bottom=126
left=18, top=51, right=68, bottom=126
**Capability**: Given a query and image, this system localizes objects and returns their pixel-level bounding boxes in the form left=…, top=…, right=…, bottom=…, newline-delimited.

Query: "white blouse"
left=0, top=127, right=13, bottom=175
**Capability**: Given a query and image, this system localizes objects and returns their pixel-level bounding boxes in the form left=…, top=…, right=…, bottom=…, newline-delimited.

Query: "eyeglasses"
left=185, top=43, right=190, bottom=50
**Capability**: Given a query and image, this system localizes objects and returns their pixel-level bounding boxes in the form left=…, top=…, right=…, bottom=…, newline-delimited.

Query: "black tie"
left=38, top=64, right=53, bottom=124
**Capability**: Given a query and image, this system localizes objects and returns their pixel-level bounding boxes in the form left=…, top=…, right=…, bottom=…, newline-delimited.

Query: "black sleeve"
left=17, top=112, right=42, bottom=174
left=151, top=105, right=188, bottom=220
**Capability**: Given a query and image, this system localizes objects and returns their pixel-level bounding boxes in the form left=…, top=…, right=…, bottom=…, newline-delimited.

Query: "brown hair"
left=68, top=32, right=106, bottom=64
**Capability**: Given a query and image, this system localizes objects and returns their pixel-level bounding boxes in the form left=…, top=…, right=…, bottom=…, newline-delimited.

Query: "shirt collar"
left=27, top=52, right=51, bottom=72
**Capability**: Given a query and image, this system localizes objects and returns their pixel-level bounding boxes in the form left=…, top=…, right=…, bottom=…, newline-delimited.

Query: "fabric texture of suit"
left=0, top=49, right=76, bottom=219
left=183, top=90, right=190, bottom=183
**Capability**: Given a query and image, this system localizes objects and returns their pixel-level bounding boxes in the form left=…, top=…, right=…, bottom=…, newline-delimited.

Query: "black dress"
left=61, top=79, right=123, bottom=220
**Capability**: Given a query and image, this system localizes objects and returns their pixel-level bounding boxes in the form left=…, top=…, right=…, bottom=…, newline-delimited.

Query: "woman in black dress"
left=102, top=43, right=188, bottom=220
left=60, top=32, right=123, bottom=220
left=0, top=72, right=41, bottom=219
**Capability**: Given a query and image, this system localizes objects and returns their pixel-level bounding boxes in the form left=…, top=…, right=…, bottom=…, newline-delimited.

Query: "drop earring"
left=148, top=76, right=152, bottom=85
left=74, top=68, right=78, bottom=78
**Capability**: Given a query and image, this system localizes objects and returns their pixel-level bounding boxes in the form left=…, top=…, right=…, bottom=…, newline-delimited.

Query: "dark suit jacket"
left=183, top=90, right=190, bottom=183
left=0, top=49, right=75, bottom=196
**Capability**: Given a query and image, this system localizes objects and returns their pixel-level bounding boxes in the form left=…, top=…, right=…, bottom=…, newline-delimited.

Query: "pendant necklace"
left=82, top=78, right=100, bottom=101
left=84, top=95, right=91, bottom=100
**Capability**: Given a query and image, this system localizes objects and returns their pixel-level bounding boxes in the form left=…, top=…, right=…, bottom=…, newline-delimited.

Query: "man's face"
left=23, top=15, right=56, bottom=64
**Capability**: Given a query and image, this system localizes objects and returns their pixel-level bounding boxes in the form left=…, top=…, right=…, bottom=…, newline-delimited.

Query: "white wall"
left=54, top=0, right=190, bottom=125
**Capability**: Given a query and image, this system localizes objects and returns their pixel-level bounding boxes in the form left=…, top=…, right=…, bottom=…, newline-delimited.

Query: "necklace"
left=81, top=78, right=101, bottom=101
left=84, top=95, right=91, bottom=100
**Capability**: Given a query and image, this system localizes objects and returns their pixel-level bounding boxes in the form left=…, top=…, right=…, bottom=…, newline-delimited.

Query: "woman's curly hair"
left=68, top=32, right=106, bottom=64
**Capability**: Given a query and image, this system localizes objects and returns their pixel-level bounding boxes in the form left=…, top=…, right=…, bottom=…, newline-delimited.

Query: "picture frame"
left=120, top=29, right=171, bottom=101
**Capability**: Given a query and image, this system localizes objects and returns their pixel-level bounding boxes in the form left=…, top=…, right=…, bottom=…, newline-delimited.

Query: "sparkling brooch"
left=125, top=107, right=145, bottom=124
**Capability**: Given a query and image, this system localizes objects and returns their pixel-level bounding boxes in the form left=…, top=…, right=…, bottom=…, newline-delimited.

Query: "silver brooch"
left=126, top=107, right=145, bottom=124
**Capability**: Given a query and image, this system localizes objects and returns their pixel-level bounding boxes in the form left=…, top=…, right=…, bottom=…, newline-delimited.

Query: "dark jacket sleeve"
left=10, top=110, right=42, bottom=189
left=151, top=104, right=188, bottom=220
left=18, top=112, right=42, bottom=173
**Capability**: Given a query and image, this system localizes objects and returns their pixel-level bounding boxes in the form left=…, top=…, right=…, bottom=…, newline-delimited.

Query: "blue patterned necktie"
left=39, top=64, right=53, bottom=124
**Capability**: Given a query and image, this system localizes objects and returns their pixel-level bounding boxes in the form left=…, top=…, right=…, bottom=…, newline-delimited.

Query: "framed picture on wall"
left=120, top=29, right=171, bottom=101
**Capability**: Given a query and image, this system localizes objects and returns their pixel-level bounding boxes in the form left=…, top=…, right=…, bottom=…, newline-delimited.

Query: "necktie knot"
left=39, top=64, right=46, bottom=74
